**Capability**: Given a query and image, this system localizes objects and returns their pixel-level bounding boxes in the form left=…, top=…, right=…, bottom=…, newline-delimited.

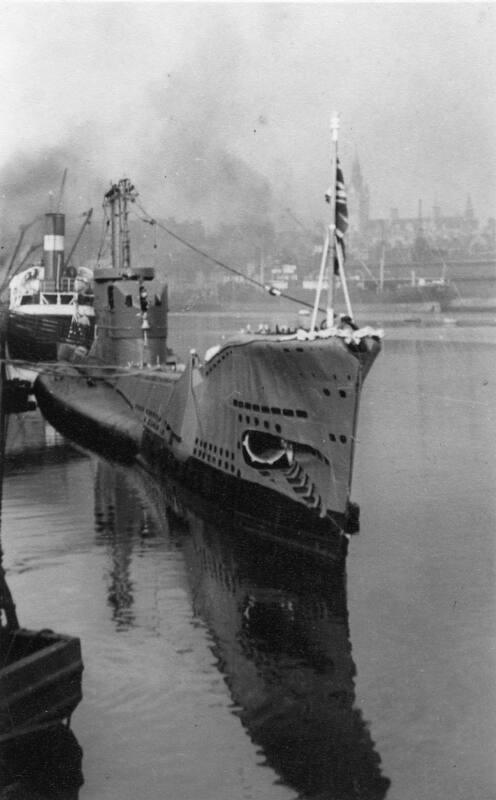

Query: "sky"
left=1, top=2, right=495, bottom=238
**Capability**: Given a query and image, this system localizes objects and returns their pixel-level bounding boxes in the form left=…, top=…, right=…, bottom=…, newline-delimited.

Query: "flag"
left=325, top=159, right=348, bottom=274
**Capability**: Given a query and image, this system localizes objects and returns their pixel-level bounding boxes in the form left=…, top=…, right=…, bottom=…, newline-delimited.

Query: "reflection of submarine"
left=184, top=519, right=390, bottom=799
left=97, top=460, right=390, bottom=799
left=93, top=460, right=151, bottom=630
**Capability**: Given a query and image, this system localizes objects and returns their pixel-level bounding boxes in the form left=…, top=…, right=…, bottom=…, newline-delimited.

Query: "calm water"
left=1, top=315, right=495, bottom=800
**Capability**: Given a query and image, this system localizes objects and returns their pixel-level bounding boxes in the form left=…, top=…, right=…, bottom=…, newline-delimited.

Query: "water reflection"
left=4, top=409, right=84, bottom=471
left=185, top=517, right=390, bottom=799
left=99, top=461, right=390, bottom=799
left=94, top=463, right=140, bottom=630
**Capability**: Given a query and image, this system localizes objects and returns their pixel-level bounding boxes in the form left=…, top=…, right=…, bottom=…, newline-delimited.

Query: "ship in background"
left=297, top=238, right=458, bottom=312
left=35, top=119, right=383, bottom=550
left=257, top=171, right=496, bottom=315
left=344, top=246, right=458, bottom=310
left=4, top=172, right=95, bottom=366
left=343, top=174, right=496, bottom=311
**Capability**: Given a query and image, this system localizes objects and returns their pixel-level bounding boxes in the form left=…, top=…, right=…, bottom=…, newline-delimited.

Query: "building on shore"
left=347, top=157, right=496, bottom=266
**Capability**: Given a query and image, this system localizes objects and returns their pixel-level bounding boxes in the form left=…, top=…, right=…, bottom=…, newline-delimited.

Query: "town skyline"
left=1, top=4, right=495, bottom=238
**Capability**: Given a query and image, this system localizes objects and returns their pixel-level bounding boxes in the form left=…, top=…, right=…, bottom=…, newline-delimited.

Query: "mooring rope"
left=132, top=200, right=327, bottom=314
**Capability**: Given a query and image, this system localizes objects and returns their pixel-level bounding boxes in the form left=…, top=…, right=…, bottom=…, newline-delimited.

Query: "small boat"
left=35, top=122, right=382, bottom=544
left=0, top=515, right=83, bottom=744
left=0, top=627, right=83, bottom=744
left=0, top=722, right=83, bottom=797
left=5, top=175, right=95, bottom=366
left=0, top=378, right=84, bottom=744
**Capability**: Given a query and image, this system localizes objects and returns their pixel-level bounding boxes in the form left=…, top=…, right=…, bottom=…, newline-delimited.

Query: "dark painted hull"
left=142, top=437, right=359, bottom=547
left=34, top=369, right=357, bottom=550
left=0, top=628, right=83, bottom=743
left=35, top=325, right=380, bottom=549
left=34, top=369, right=142, bottom=462
left=0, top=723, right=83, bottom=797
left=7, top=309, right=95, bottom=362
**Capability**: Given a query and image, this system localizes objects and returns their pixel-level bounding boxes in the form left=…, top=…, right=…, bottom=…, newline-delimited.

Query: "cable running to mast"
left=132, top=200, right=327, bottom=314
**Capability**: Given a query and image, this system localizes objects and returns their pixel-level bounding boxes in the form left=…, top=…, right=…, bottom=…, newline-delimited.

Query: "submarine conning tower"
left=92, top=264, right=169, bottom=367
left=43, top=212, right=65, bottom=288
left=91, top=178, right=170, bottom=367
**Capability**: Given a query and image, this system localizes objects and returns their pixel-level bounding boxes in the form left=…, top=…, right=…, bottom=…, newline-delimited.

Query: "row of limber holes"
left=233, top=388, right=348, bottom=416
left=193, top=438, right=241, bottom=475
left=233, top=398, right=308, bottom=417
left=233, top=396, right=349, bottom=444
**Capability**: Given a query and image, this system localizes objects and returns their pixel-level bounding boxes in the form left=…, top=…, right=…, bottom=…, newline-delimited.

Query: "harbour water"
left=1, top=313, right=495, bottom=799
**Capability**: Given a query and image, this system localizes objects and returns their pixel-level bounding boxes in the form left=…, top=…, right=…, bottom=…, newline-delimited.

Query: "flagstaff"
left=310, top=113, right=341, bottom=332
left=326, top=113, right=340, bottom=324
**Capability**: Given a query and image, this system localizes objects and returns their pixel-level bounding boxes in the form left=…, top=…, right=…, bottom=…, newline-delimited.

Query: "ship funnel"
left=43, top=212, right=65, bottom=287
